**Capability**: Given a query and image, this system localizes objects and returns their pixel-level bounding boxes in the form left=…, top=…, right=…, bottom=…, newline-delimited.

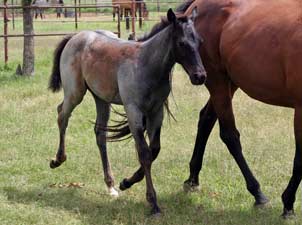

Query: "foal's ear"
left=167, top=8, right=176, bottom=23
left=190, top=7, right=198, bottom=22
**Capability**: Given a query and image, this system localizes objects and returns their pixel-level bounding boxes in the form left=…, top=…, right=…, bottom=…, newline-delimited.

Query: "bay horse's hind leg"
left=120, top=107, right=163, bottom=191
left=50, top=86, right=86, bottom=169
left=281, top=106, right=302, bottom=218
left=211, top=83, right=269, bottom=206
left=93, top=96, right=118, bottom=197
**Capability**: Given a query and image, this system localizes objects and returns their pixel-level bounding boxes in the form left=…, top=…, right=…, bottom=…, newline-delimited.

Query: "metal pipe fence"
left=0, top=3, right=121, bottom=64
left=0, top=0, right=184, bottom=65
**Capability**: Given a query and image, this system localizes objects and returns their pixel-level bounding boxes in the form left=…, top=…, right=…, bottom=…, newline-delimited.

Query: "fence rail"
left=1, top=3, right=123, bottom=64
left=1, top=0, right=184, bottom=65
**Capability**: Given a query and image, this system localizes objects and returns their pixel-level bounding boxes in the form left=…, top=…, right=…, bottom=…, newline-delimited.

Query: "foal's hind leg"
left=211, top=83, right=269, bottom=206
left=50, top=87, right=86, bottom=168
left=93, top=96, right=118, bottom=197
left=281, top=106, right=302, bottom=218
left=120, top=107, right=163, bottom=191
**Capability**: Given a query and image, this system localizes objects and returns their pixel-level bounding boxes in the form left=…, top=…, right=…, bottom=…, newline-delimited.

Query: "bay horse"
left=112, top=0, right=148, bottom=21
left=166, top=0, right=300, bottom=219
left=117, top=0, right=301, bottom=219
left=48, top=9, right=206, bottom=215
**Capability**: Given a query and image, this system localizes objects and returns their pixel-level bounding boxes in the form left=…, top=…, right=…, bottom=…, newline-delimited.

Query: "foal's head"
left=168, top=8, right=206, bottom=85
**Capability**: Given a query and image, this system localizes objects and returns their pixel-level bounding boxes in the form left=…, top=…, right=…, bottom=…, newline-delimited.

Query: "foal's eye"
left=178, top=41, right=185, bottom=47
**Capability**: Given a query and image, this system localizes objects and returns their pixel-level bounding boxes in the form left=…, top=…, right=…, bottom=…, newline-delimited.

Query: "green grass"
left=0, top=15, right=302, bottom=225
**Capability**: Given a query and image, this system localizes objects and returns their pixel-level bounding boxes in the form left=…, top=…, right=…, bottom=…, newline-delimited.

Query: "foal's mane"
left=137, top=18, right=171, bottom=42
left=137, top=0, right=195, bottom=42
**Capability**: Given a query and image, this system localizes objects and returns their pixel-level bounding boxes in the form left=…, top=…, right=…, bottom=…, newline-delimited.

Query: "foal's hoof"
left=119, top=179, right=132, bottom=191
left=254, top=193, right=270, bottom=208
left=49, top=156, right=66, bottom=169
left=282, top=209, right=295, bottom=219
left=183, top=180, right=200, bottom=193
left=108, top=187, right=119, bottom=197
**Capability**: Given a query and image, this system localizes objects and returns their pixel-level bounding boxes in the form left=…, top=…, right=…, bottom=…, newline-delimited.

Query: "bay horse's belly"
left=220, top=0, right=302, bottom=107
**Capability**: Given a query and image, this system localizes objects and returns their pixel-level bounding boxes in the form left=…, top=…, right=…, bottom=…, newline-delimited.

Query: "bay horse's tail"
left=48, top=34, right=74, bottom=92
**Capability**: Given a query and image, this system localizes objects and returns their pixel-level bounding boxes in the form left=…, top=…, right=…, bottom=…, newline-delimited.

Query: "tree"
left=22, top=0, right=35, bottom=76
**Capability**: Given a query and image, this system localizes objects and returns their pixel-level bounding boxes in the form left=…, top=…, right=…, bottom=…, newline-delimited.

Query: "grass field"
left=0, top=12, right=302, bottom=225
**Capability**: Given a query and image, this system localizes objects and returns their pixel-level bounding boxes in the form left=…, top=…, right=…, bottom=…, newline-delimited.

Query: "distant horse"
left=112, top=0, right=148, bottom=21
left=48, top=9, right=206, bottom=215
left=146, top=0, right=301, bottom=219
left=32, top=0, right=47, bottom=19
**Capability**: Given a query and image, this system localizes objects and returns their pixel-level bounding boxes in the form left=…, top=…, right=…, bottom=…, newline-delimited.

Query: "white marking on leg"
left=108, top=187, right=119, bottom=197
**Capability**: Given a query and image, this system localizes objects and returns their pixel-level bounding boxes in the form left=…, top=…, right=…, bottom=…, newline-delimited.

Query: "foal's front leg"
left=120, top=107, right=163, bottom=191
left=125, top=104, right=161, bottom=215
left=94, top=97, right=118, bottom=197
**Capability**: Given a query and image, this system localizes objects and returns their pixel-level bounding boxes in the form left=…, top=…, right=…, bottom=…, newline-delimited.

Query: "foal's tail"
left=48, top=34, right=74, bottom=92
left=106, top=100, right=175, bottom=142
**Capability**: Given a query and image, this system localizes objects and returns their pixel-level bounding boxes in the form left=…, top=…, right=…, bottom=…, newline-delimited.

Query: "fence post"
left=131, top=0, right=135, bottom=39
left=74, top=0, right=78, bottom=29
left=117, top=6, right=121, bottom=38
left=11, top=0, right=15, bottom=30
left=79, top=0, right=81, bottom=17
left=138, top=1, right=142, bottom=29
left=4, top=3, right=9, bottom=65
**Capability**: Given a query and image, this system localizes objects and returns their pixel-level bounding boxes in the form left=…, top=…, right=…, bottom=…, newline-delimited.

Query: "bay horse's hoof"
left=254, top=192, right=270, bottom=207
left=282, top=209, right=295, bottom=219
left=108, top=187, right=119, bottom=197
left=119, top=179, right=132, bottom=191
left=183, top=180, right=200, bottom=193
left=49, top=156, right=66, bottom=169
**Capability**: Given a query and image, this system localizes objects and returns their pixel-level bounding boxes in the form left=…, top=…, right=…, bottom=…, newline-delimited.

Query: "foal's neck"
left=140, top=25, right=175, bottom=80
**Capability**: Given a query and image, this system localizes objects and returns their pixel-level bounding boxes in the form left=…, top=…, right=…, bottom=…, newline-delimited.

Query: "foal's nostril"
left=192, top=73, right=206, bottom=85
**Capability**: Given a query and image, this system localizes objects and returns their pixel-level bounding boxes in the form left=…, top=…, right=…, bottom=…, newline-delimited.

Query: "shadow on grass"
left=2, top=186, right=294, bottom=225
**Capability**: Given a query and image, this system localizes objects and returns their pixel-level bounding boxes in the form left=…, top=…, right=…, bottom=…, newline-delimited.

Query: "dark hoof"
left=150, top=206, right=161, bottom=217
left=183, top=180, right=200, bottom=193
left=254, top=192, right=270, bottom=208
left=282, top=209, right=295, bottom=219
left=49, top=156, right=66, bottom=169
left=119, top=179, right=132, bottom=191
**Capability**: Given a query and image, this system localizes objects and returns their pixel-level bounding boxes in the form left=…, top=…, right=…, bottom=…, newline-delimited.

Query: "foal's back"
left=60, top=30, right=141, bottom=103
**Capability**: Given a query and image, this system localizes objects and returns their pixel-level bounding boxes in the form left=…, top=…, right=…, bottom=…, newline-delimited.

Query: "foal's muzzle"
left=190, top=71, right=207, bottom=85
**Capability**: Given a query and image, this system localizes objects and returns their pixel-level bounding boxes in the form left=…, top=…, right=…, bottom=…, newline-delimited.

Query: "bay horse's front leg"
left=281, top=106, right=302, bottom=218
left=120, top=107, right=163, bottom=191
left=211, top=84, right=269, bottom=206
left=125, top=104, right=161, bottom=215
left=93, top=96, right=118, bottom=197
left=183, top=99, right=217, bottom=192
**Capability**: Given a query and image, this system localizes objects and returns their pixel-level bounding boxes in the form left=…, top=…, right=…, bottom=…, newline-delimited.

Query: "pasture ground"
left=0, top=13, right=301, bottom=225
